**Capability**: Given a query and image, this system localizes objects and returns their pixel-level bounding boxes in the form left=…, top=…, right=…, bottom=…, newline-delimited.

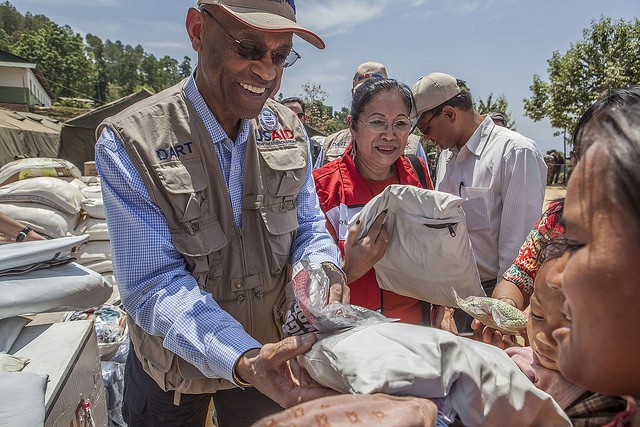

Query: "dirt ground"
left=544, top=185, right=567, bottom=211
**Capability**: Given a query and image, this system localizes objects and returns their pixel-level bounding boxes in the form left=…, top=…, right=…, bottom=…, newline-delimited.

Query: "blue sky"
left=11, top=0, right=640, bottom=154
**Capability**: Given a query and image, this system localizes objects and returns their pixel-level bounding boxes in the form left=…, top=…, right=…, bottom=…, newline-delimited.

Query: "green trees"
left=474, top=93, right=516, bottom=129
left=0, top=1, right=191, bottom=104
left=524, top=16, right=640, bottom=140
left=13, top=22, right=94, bottom=99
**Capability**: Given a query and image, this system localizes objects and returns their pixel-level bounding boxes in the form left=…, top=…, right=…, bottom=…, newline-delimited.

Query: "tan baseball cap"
left=411, top=72, right=462, bottom=120
left=197, top=0, right=325, bottom=49
left=352, top=61, right=388, bottom=89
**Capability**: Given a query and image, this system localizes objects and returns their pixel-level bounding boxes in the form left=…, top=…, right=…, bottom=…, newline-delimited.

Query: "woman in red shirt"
left=313, top=77, right=433, bottom=324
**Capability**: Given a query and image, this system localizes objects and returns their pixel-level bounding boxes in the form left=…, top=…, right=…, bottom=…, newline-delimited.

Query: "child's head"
left=527, top=258, right=567, bottom=370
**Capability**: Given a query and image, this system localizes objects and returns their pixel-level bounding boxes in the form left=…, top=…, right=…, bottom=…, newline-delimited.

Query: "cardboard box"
left=84, top=161, right=98, bottom=176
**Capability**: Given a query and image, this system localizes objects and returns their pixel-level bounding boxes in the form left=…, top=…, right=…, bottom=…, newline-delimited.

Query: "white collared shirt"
left=435, top=116, right=547, bottom=282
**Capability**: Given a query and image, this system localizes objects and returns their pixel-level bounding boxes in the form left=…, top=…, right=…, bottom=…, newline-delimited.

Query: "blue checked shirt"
left=95, top=75, right=341, bottom=384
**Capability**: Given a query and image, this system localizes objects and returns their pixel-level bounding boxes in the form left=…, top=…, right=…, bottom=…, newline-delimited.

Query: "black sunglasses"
left=417, top=107, right=443, bottom=135
left=200, top=7, right=301, bottom=68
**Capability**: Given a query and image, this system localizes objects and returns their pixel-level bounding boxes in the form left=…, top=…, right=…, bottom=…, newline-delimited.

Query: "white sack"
left=0, top=157, right=81, bottom=187
left=353, top=185, right=484, bottom=307
left=0, top=202, right=79, bottom=238
left=0, top=176, right=84, bottom=215
left=302, top=323, right=571, bottom=427
left=76, top=217, right=110, bottom=240
left=81, top=197, right=106, bottom=219
left=0, top=372, right=47, bottom=426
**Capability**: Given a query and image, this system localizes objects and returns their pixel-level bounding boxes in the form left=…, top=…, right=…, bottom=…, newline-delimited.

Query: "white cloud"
left=297, top=0, right=392, bottom=35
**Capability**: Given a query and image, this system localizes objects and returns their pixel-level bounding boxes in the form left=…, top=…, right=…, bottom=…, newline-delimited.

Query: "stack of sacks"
left=75, top=184, right=112, bottom=274
left=73, top=181, right=119, bottom=303
left=0, top=176, right=84, bottom=239
left=0, top=172, right=118, bottom=302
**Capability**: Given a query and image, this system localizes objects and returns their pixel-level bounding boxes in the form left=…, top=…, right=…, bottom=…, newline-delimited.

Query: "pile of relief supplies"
left=0, top=157, right=129, bottom=426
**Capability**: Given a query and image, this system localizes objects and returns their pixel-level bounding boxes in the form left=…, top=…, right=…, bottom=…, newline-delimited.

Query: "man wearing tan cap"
left=314, top=61, right=429, bottom=168
left=94, top=1, right=348, bottom=425
left=411, top=72, right=546, bottom=333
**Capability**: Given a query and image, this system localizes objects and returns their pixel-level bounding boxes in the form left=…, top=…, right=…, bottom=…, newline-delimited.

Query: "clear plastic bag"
left=282, top=259, right=392, bottom=335
left=452, top=288, right=528, bottom=334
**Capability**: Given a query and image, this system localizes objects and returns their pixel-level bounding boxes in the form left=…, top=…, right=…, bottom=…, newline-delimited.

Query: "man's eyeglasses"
left=200, top=7, right=301, bottom=68
left=295, top=112, right=305, bottom=119
left=417, top=107, right=443, bottom=135
left=358, top=118, right=412, bottom=134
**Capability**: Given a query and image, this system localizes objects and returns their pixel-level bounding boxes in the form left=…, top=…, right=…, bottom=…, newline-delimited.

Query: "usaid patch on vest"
left=257, top=107, right=296, bottom=146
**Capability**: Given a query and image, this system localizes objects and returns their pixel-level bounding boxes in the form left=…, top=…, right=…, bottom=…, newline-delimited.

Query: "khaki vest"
left=98, top=81, right=309, bottom=396
left=319, top=128, right=422, bottom=166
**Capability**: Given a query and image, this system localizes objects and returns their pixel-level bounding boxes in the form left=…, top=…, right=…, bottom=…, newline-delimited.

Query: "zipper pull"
left=447, top=224, right=456, bottom=237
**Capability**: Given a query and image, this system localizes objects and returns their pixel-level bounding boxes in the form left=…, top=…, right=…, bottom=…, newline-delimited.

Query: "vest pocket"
left=153, top=159, right=207, bottom=223
left=171, top=217, right=226, bottom=290
left=258, top=146, right=305, bottom=238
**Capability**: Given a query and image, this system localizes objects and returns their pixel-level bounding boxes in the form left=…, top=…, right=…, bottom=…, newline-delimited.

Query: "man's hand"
left=342, top=211, right=390, bottom=283
left=234, top=334, right=337, bottom=408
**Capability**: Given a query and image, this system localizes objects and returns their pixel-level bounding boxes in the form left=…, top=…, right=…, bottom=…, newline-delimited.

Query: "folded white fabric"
left=352, top=184, right=484, bottom=307
left=301, top=323, right=571, bottom=427
left=0, top=234, right=89, bottom=274
left=0, top=261, right=112, bottom=320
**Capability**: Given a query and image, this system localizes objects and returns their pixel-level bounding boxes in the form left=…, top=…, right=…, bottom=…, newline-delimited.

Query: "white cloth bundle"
left=301, top=323, right=571, bottom=427
left=0, top=261, right=112, bottom=320
left=353, top=184, right=484, bottom=307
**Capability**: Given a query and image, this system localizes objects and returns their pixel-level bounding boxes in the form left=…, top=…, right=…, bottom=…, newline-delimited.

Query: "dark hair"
left=281, top=96, right=305, bottom=114
left=572, top=86, right=640, bottom=161
left=577, top=102, right=640, bottom=221
left=350, top=78, right=414, bottom=128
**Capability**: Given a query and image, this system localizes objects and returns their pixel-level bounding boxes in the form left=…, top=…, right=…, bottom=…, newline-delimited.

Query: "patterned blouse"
left=502, top=200, right=564, bottom=296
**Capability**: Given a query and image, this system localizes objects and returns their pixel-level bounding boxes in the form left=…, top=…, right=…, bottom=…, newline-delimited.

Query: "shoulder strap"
left=406, top=154, right=427, bottom=188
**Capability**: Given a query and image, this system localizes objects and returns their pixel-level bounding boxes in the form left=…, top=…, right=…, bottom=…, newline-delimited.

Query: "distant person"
left=281, top=96, right=322, bottom=163
left=544, top=150, right=556, bottom=185
left=0, top=211, right=44, bottom=242
left=411, top=72, right=546, bottom=333
left=314, top=77, right=433, bottom=325
left=281, top=96, right=306, bottom=123
left=314, top=61, right=429, bottom=168
left=489, top=111, right=508, bottom=128
left=94, top=1, right=347, bottom=426
left=552, top=150, right=564, bottom=184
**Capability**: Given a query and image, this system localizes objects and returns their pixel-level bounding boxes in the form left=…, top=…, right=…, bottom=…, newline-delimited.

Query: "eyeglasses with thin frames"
left=200, top=7, right=301, bottom=68
left=417, top=107, right=443, bottom=135
left=358, top=118, right=413, bottom=134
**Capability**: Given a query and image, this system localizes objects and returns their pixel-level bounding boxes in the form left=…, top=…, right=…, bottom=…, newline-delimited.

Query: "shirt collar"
left=464, top=115, right=496, bottom=156
left=183, top=70, right=250, bottom=146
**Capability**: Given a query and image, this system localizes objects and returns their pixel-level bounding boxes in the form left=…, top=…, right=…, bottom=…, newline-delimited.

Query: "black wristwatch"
left=15, top=226, right=32, bottom=242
